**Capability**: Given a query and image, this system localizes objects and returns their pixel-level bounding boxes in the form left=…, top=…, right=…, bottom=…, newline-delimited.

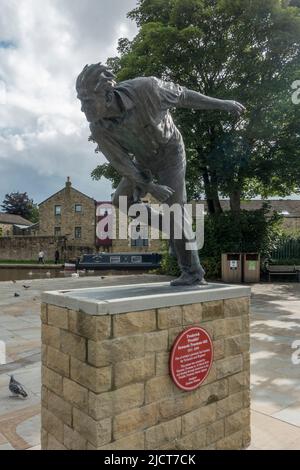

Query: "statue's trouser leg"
left=112, top=177, right=135, bottom=208
left=157, top=163, right=205, bottom=278
left=112, top=176, right=163, bottom=232
left=112, top=172, right=204, bottom=278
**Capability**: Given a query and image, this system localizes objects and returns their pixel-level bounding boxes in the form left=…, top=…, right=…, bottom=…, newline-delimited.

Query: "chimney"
left=66, top=177, right=72, bottom=189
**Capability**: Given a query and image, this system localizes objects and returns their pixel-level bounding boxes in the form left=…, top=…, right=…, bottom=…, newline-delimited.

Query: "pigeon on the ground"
left=14, top=293, right=20, bottom=297
left=9, top=375, right=28, bottom=398
left=22, top=285, right=30, bottom=289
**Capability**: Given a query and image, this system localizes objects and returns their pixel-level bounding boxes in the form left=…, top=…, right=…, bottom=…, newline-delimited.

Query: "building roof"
left=0, top=213, right=32, bottom=225
left=14, top=224, right=33, bottom=229
left=39, top=177, right=96, bottom=206
left=225, top=199, right=300, bottom=217
left=193, top=199, right=300, bottom=217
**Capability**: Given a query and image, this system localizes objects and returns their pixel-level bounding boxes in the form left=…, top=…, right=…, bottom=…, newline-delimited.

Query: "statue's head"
left=76, top=63, right=116, bottom=122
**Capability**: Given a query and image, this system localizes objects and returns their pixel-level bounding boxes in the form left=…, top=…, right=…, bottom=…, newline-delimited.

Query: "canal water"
left=0, top=267, right=147, bottom=282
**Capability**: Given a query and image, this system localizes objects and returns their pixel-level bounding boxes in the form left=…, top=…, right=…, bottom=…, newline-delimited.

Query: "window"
left=75, top=227, right=82, bottom=239
left=75, top=204, right=82, bottom=213
left=99, top=207, right=112, bottom=216
left=54, top=227, right=61, bottom=237
left=130, top=224, right=149, bottom=247
left=131, top=255, right=142, bottom=263
left=55, top=205, right=61, bottom=216
left=132, top=237, right=149, bottom=247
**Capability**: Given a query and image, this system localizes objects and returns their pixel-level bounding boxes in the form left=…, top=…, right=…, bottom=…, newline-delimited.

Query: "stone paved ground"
left=248, top=283, right=300, bottom=450
left=0, top=276, right=300, bottom=450
left=0, top=274, right=169, bottom=450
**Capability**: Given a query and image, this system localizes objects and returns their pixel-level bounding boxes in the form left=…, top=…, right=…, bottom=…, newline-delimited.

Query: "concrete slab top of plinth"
left=41, top=281, right=251, bottom=315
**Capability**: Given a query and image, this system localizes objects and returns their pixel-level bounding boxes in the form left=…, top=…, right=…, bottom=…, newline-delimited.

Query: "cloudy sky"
left=0, top=0, right=138, bottom=206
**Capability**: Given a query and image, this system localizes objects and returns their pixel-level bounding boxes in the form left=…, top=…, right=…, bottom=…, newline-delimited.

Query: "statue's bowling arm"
left=178, top=89, right=245, bottom=116
left=93, top=132, right=174, bottom=203
left=94, top=134, right=149, bottom=187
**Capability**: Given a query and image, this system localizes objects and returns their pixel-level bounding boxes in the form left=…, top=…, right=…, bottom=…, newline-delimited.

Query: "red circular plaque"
left=170, top=326, right=213, bottom=391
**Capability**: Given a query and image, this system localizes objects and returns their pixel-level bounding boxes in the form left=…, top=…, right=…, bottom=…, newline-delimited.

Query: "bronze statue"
left=76, top=63, right=245, bottom=286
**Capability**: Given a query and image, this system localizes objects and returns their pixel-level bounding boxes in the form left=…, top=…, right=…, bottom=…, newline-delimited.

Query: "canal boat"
left=76, top=252, right=162, bottom=270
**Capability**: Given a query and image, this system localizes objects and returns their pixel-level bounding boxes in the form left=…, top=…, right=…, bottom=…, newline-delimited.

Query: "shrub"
left=158, top=203, right=283, bottom=280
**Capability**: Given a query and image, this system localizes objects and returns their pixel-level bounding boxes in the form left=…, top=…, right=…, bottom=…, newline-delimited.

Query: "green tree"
left=91, top=162, right=121, bottom=189
left=1, top=192, right=38, bottom=222
left=93, top=0, right=300, bottom=212
left=29, top=204, right=39, bottom=224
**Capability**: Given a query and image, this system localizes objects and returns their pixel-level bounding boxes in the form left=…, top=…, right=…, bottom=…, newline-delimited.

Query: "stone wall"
left=0, top=236, right=97, bottom=261
left=41, top=295, right=250, bottom=450
left=0, top=223, right=13, bottom=237
left=281, top=217, right=300, bottom=233
left=0, top=236, right=60, bottom=261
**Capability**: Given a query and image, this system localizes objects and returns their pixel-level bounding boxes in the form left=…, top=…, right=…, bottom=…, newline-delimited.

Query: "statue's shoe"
left=170, top=272, right=208, bottom=286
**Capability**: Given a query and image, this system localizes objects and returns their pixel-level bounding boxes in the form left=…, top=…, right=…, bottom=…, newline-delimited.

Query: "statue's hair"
left=76, top=62, right=116, bottom=95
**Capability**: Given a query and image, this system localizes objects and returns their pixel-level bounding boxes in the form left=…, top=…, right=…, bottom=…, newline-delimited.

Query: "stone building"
left=0, top=213, right=32, bottom=237
left=192, top=199, right=300, bottom=233
left=111, top=213, right=162, bottom=253
left=39, top=178, right=96, bottom=259
left=96, top=199, right=162, bottom=254
left=37, top=180, right=163, bottom=260
left=236, top=199, right=300, bottom=233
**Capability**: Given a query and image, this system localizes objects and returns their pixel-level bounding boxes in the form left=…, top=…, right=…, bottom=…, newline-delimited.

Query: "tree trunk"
left=210, top=171, right=223, bottom=214
left=230, top=190, right=241, bottom=213
left=202, top=167, right=223, bottom=215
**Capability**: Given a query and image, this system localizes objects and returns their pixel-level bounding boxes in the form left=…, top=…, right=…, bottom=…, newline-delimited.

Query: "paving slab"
left=250, top=410, right=300, bottom=450
left=0, top=278, right=300, bottom=450
left=273, top=401, right=300, bottom=427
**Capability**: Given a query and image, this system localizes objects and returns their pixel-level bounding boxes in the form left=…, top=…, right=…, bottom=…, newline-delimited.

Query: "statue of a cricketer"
left=76, top=63, right=245, bottom=286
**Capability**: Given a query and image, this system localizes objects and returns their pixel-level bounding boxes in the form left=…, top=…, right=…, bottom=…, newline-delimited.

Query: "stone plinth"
left=40, top=282, right=251, bottom=450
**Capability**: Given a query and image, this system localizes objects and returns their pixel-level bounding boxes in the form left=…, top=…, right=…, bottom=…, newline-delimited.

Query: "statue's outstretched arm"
left=152, top=77, right=245, bottom=116
left=178, top=89, right=245, bottom=116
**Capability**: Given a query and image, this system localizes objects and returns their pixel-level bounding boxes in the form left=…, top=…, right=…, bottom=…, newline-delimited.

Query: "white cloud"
left=0, top=0, right=138, bottom=204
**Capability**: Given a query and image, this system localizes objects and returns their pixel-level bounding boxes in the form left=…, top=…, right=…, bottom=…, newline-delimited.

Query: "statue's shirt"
left=89, top=77, right=186, bottom=184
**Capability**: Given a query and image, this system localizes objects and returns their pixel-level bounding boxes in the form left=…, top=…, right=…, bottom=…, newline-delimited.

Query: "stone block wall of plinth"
left=40, top=282, right=251, bottom=450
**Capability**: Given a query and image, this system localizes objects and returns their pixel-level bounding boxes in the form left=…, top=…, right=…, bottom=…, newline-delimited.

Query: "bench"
left=267, top=265, right=300, bottom=282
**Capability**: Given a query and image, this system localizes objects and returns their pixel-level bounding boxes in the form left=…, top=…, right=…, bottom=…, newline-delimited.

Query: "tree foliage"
left=93, top=0, right=300, bottom=213
left=1, top=192, right=38, bottom=223
left=91, top=163, right=121, bottom=189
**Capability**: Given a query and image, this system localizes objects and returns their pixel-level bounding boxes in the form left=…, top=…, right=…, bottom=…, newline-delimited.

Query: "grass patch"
left=0, top=260, right=56, bottom=264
